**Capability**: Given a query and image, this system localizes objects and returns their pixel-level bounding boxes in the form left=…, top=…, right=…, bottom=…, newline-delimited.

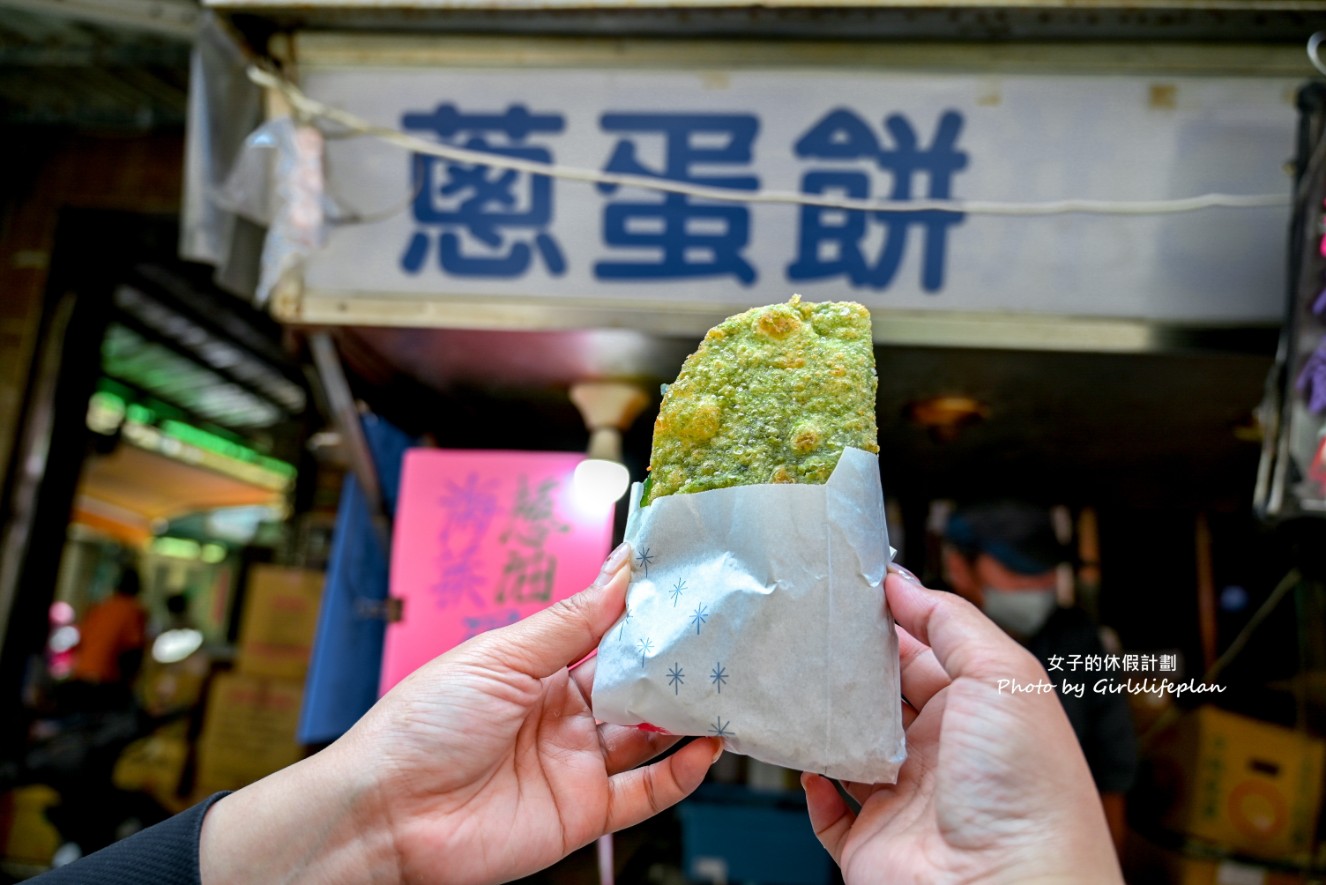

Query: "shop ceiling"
left=72, top=253, right=310, bottom=546
left=4, top=0, right=1326, bottom=127
left=73, top=443, right=285, bottom=545
left=331, top=319, right=1277, bottom=510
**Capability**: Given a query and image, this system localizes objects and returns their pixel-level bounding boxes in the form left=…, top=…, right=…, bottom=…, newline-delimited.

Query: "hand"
left=200, top=543, right=722, bottom=885
left=801, top=569, right=1123, bottom=884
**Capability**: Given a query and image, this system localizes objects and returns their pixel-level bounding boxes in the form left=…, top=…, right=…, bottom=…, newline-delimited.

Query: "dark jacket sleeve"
left=1081, top=682, right=1140, bottom=794
left=30, top=792, right=231, bottom=885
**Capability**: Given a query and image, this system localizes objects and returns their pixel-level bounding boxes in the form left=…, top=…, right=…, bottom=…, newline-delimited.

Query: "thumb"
left=480, top=542, right=632, bottom=678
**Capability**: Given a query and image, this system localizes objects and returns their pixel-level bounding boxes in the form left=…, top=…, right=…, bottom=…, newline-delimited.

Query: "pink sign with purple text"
left=381, top=449, right=616, bottom=693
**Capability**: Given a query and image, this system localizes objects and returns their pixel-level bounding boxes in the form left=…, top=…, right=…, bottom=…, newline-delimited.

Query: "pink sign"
left=381, top=449, right=616, bottom=693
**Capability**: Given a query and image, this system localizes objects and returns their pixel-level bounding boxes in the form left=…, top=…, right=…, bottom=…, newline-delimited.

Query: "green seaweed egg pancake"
left=643, top=295, right=878, bottom=505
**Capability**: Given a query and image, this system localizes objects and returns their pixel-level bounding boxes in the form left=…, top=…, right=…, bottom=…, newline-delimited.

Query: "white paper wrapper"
left=591, top=447, right=906, bottom=784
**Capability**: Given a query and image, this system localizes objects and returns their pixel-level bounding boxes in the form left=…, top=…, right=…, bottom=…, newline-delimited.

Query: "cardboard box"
left=194, top=672, right=305, bottom=796
left=113, top=731, right=191, bottom=814
left=1149, top=706, right=1325, bottom=864
left=1161, top=855, right=1307, bottom=885
left=1126, top=834, right=1308, bottom=885
left=0, top=785, right=61, bottom=866
left=236, top=566, right=324, bottom=681
left=139, top=650, right=210, bottom=716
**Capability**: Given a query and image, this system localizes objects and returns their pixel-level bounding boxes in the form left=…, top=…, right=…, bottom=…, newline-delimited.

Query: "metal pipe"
left=307, top=331, right=392, bottom=555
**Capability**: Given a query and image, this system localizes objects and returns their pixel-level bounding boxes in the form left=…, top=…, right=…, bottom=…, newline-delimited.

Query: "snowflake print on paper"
left=708, top=716, right=734, bottom=739
left=635, top=547, right=655, bottom=577
left=667, top=663, right=684, bottom=694
left=617, top=606, right=632, bottom=640
left=636, top=637, right=654, bottom=667
left=710, top=662, right=728, bottom=694
left=669, top=578, right=686, bottom=607
left=690, top=603, right=709, bottom=635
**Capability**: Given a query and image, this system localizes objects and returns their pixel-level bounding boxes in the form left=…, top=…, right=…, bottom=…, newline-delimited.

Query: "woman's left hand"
left=201, top=542, right=721, bottom=885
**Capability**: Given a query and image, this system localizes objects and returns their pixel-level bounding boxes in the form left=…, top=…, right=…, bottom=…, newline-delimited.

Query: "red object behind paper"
left=381, top=449, right=615, bottom=694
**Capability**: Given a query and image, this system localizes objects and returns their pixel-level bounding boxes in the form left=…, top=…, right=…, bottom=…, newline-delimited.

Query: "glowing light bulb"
left=152, top=628, right=204, bottom=664
left=574, top=458, right=631, bottom=509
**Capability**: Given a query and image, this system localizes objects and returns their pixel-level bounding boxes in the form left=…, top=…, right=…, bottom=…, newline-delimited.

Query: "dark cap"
left=944, top=501, right=1071, bottom=575
left=116, top=568, right=142, bottom=597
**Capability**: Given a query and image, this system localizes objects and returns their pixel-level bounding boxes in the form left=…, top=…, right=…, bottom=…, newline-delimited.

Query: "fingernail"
left=711, top=739, right=724, bottom=764
left=594, top=542, right=631, bottom=587
left=888, top=563, right=922, bottom=585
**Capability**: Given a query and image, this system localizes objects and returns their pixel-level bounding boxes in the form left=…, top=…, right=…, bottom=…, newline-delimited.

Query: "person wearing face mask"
left=941, top=500, right=1138, bottom=853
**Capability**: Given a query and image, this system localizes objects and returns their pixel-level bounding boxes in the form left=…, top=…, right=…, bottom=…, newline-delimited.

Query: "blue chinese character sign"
left=299, top=67, right=1294, bottom=325
left=400, top=104, right=567, bottom=278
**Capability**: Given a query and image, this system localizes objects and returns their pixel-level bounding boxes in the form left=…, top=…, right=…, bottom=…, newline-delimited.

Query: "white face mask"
left=981, top=587, right=1057, bottom=638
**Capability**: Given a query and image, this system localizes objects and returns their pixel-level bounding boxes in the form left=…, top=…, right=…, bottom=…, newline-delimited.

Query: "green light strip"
left=160, top=420, right=297, bottom=480
left=126, top=402, right=156, bottom=426
left=91, top=381, right=297, bottom=483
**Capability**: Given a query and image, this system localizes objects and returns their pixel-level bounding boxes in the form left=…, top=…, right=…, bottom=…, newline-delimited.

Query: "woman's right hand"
left=802, top=569, right=1123, bottom=884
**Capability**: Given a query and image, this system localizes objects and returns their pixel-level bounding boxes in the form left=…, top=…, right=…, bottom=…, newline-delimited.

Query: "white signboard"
left=299, top=67, right=1296, bottom=323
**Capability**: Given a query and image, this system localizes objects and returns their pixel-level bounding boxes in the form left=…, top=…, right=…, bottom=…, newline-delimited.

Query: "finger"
left=901, top=697, right=919, bottom=730
left=481, top=543, right=632, bottom=678
left=895, top=623, right=950, bottom=711
left=597, top=722, right=683, bottom=776
left=800, top=772, right=854, bottom=866
left=569, top=652, right=597, bottom=697
left=603, top=737, right=722, bottom=833
left=572, top=643, right=684, bottom=773
left=884, top=572, right=1024, bottom=682
left=886, top=562, right=924, bottom=585
left=841, top=779, right=874, bottom=808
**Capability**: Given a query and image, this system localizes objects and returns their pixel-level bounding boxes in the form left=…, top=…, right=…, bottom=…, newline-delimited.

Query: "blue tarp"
left=298, top=415, right=415, bottom=745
